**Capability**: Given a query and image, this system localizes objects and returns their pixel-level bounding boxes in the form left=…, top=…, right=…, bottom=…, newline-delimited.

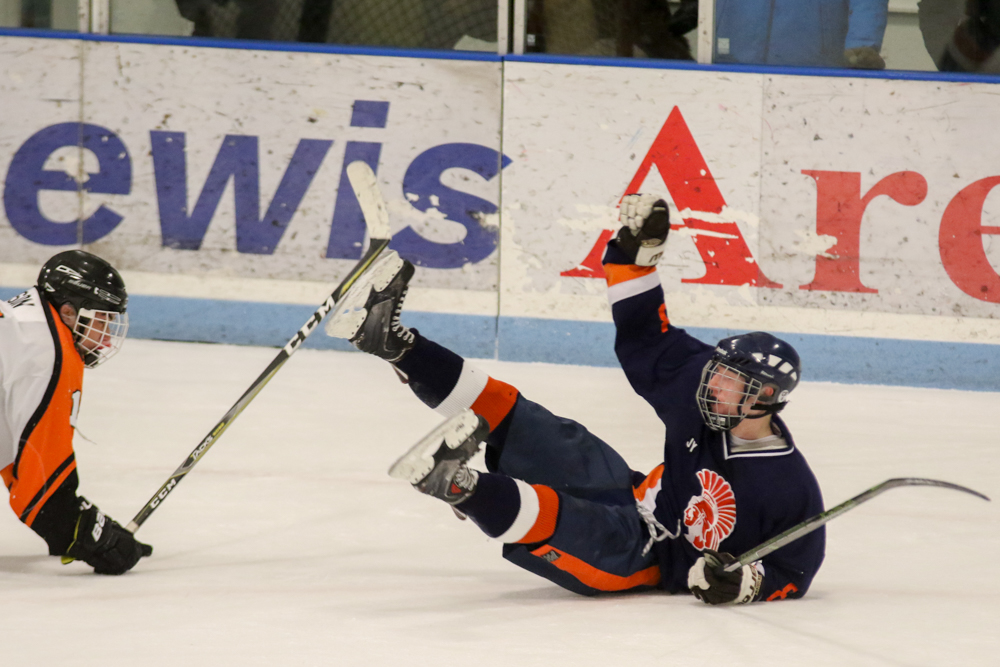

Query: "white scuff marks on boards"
left=498, top=201, right=595, bottom=310
left=666, top=282, right=760, bottom=315
left=791, top=228, right=839, bottom=257
left=387, top=199, right=467, bottom=245
left=554, top=203, right=617, bottom=232
left=672, top=227, right=739, bottom=240
left=36, top=147, right=96, bottom=224
left=498, top=203, right=534, bottom=293
left=42, top=146, right=99, bottom=184
left=678, top=205, right=761, bottom=229
left=479, top=211, right=501, bottom=230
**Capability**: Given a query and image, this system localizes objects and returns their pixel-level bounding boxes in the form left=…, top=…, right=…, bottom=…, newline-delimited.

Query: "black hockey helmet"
left=37, top=250, right=129, bottom=367
left=38, top=250, right=128, bottom=314
left=697, top=331, right=801, bottom=431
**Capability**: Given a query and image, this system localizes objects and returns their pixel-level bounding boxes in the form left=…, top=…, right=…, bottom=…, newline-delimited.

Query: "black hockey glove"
left=687, top=549, right=763, bottom=605
left=614, top=194, right=671, bottom=266
left=64, top=498, right=153, bottom=575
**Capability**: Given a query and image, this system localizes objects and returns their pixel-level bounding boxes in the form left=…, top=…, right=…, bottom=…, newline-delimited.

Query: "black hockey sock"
left=454, top=472, right=521, bottom=539
left=394, top=331, right=464, bottom=409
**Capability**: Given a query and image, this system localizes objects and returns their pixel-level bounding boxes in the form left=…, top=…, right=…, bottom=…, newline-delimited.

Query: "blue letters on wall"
left=4, top=123, right=510, bottom=268
left=151, top=132, right=332, bottom=254
left=394, top=143, right=512, bottom=269
left=3, top=122, right=131, bottom=245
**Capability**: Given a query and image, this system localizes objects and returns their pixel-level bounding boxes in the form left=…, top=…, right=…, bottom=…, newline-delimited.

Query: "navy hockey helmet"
left=37, top=250, right=129, bottom=368
left=696, top=331, right=801, bottom=431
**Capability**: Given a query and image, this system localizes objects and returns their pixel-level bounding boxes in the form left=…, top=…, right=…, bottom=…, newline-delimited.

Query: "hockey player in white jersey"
left=0, top=250, right=151, bottom=574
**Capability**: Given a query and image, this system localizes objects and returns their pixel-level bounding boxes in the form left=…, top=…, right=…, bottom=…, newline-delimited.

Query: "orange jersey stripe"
left=470, top=377, right=519, bottom=431
left=530, top=545, right=661, bottom=592
left=23, top=457, right=76, bottom=525
left=9, top=303, right=83, bottom=525
left=516, top=484, right=560, bottom=544
left=766, top=583, right=799, bottom=601
left=603, top=263, right=657, bottom=288
left=657, top=303, right=670, bottom=332
left=632, top=464, right=665, bottom=503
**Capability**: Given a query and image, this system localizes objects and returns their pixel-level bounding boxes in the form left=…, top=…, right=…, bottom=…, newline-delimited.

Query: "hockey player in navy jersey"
left=0, top=250, right=152, bottom=574
left=328, top=194, right=825, bottom=604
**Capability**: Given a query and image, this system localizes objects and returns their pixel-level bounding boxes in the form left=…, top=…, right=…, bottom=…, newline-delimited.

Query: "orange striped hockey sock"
left=456, top=473, right=559, bottom=544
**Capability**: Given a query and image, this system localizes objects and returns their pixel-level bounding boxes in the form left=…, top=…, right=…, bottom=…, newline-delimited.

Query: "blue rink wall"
left=3, top=287, right=995, bottom=392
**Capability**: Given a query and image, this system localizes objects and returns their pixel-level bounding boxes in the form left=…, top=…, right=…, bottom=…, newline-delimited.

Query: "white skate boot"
left=388, top=409, right=490, bottom=505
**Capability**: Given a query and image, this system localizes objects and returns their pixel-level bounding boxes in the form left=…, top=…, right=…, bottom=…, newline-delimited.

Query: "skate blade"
left=325, top=307, right=367, bottom=339
left=388, top=410, right=482, bottom=484
left=324, top=251, right=404, bottom=338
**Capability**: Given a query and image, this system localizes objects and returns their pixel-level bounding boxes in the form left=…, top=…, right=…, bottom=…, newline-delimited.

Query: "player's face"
left=75, top=311, right=112, bottom=352
left=59, top=304, right=129, bottom=368
left=706, top=365, right=757, bottom=416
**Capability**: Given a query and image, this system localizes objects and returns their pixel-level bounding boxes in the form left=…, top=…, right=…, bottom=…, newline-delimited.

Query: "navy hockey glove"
left=688, top=549, right=763, bottom=605
left=615, top=194, right=671, bottom=266
left=63, top=498, right=153, bottom=575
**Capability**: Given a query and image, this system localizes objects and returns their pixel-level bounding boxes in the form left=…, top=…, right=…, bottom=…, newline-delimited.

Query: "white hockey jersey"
left=0, top=288, right=83, bottom=531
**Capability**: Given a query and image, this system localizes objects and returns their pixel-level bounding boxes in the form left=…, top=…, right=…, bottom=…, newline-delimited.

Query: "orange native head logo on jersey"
left=683, top=469, right=737, bottom=551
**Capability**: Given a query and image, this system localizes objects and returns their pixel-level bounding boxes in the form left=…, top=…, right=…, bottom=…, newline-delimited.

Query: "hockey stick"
left=723, top=477, right=990, bottom=573
left=125, top=161, right=391, bottom=533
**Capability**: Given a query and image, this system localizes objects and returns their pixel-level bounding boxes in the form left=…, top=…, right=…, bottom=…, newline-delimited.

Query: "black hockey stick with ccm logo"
left=723, top=477, right=990, bottom=573
left=125, top=162, right=392, bottom=533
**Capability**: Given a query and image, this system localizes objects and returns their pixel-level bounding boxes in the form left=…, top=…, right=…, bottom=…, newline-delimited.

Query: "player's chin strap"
left=742, top=401, right=788, bottom=420
left=636, top=503, right=681, bottom=557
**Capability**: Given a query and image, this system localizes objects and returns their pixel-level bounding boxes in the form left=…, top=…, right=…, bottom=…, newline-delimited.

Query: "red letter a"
left=563, top=107, right=779, bottom=287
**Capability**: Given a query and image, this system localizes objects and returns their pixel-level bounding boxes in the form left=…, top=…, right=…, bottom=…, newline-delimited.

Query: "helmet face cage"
left=697, top=360, right=765, bottom=431
left=71, top=308, right=129, bottom=368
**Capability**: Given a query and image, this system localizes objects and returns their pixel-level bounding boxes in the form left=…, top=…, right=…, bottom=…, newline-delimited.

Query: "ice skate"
left=325, top=250, right=415, bottom=362
left=388, top=409, right=490, bottom=505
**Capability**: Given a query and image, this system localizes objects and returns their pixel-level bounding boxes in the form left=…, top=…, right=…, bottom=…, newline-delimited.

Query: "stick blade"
left=884, top=477, right=990, bottom=502
left=346, top=161, right=391, bottom=240
left=726, top=476, right=990, bottom=571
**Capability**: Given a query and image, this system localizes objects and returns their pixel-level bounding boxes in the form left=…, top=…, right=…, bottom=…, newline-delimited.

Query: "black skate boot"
left=325, top=250, right=416, bottom=362
left=388, top=410, right=490, bottom=505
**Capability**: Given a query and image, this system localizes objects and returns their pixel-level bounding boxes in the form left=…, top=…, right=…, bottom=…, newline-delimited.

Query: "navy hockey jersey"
left=604, top=246, right=825, bottom=601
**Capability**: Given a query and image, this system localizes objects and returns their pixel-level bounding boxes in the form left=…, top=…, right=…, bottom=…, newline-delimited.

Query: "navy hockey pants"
left=490, top=396, right=662, bottom=596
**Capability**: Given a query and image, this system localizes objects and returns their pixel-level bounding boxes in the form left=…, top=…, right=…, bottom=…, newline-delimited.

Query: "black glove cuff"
left=28, top=471, right=81, bottom=556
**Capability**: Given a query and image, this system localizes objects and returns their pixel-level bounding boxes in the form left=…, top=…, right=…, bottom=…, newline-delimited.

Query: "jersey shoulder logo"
left=9, top=291, right=32, bottom=308
left=683, top=469, right=737, bottom=551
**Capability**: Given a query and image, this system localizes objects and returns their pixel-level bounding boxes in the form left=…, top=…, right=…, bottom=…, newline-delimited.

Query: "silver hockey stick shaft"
left=724, top=477, right=990, bottom=573
left=126, top=162, right=391, bottom=533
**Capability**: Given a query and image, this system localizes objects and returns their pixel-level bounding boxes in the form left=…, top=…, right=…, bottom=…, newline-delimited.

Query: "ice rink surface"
left=0, top=339, right=997, bottom=667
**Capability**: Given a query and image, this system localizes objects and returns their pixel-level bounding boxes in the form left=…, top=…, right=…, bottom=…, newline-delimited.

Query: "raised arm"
left=603, top=195, right=711, bottom=407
